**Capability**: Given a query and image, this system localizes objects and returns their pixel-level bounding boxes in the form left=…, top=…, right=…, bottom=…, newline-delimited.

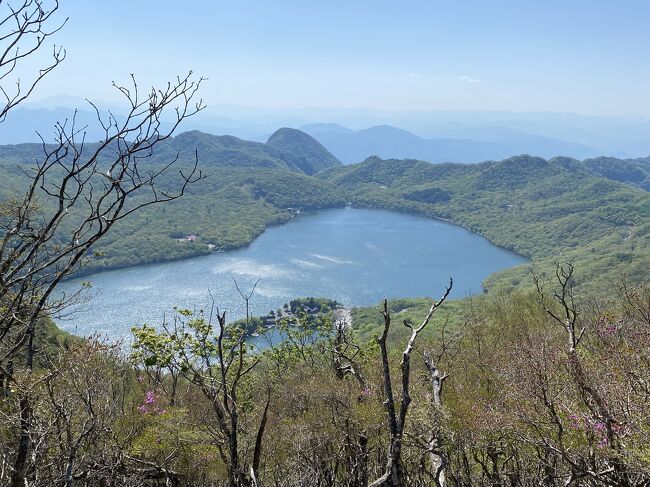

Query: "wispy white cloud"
left=459, top=74, right=482, bottom=83
left=407, top=72, right=422, bottom=78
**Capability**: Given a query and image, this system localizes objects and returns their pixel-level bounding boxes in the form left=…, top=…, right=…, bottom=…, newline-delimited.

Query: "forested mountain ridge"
left=266, top=127, right=342, bottom=174
left=552, top=155, right=650, bottom=191
left=0, top=128, right=342, bottom=175
left=320, top=154, right=649, bottom=293
left=0, top=131, right=648, bottom=292
left=0, top=129, right=345, bottom=276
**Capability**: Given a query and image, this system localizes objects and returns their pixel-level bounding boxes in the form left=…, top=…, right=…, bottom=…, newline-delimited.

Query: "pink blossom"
left=144, top=391, right=155, bottom=405
left=592, top=421, right=606, bottom=432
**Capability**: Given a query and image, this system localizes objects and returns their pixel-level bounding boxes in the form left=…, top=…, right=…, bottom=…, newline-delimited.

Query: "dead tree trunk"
left=10, top=396, right=32, bottom=487
left=370, top=279, right=452, bottom=487
left=423, top=351, right=449, bottom=487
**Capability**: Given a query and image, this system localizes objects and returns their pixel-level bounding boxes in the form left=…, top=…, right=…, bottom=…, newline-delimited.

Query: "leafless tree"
left=370, top=278, right=452, bottom=487
left=332, top=318, right=367, bottom=388
left=0, top=0, right=67, bottom=122
left=42, top=339, right=128, bottom=487
left=0, top=2, right=206, bottom=484
left=0, top=74, right=205, bottom=484
left=1, top=72, right=205, bottom=365
left=233, top=277, right=261, bottom=327
left=422, top=321, right=461, bottom=487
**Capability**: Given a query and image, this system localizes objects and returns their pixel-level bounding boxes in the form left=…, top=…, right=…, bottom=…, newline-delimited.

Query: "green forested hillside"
left=67, top=167, right=345, bottom=275
left=1, top=132, right=648, bottom=291
left=320, top=154, right=650, bottom=293
left=0, top=130, right=345, bottom=275
left=563, top=155, right=650, bottom=191
left=3, top=133, right=650, bottom=486
left=266, top=127, right=342, bottom=174
left=0, top=128, right=342, bottom=173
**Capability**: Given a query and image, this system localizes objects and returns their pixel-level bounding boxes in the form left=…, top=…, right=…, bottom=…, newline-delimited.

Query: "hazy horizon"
left=16, top=0, right=650, bottom=117
left=24, top=95, right=650, bottom=121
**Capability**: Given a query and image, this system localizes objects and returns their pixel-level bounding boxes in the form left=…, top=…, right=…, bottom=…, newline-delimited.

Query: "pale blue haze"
left=23, top=0, right=650, bottom=115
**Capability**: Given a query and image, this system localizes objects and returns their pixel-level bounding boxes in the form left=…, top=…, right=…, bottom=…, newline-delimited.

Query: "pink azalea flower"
left=144, top=391, right=155, bottom=404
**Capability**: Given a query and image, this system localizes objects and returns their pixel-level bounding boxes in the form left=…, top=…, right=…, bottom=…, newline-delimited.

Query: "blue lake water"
left=56, top=207, right=528, bottom=339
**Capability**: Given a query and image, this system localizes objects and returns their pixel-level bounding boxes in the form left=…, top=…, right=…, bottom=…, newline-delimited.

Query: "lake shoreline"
left=62, top=203, right=345, bottom=281
left=56, top=207, right=528, bottom=340
left=64, top=202, right=530, bottom=284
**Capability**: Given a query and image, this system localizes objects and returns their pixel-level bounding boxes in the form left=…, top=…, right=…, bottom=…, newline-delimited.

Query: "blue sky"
left=23, top=0, right=650, bottom=115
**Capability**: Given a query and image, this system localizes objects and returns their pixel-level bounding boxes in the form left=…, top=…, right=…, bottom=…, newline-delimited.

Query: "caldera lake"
left=56, top=207, right=528, bottom=339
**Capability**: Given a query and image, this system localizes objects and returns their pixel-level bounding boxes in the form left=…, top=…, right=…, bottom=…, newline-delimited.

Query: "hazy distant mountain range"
left=5, top=98, right=650, bottom=164
left=300, top=123, right=600, bottom=164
